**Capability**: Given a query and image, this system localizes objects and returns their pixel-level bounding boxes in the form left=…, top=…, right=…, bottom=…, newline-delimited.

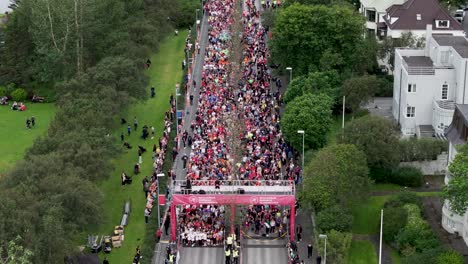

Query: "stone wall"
left=400, top=153, right=448, bottom=175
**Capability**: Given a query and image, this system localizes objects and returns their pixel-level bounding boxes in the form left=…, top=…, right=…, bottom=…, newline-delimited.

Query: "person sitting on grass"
left=121, top=172, right=132, bottom=185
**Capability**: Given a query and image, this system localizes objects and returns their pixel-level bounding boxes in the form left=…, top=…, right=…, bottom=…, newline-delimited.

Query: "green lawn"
left=91, top=32, right=187, bottom=263
left=0, top=103, right=56, bottom=175
left=352, top=196, right=390, bottom=234
left=390, top=248, right=402, bottom=264
left=348, top=240, right=378, bottom=264
left=371, top=183, right=403, bottom=192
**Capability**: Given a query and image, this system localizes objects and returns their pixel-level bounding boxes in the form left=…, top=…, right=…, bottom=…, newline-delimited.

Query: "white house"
left=442, top=105, right=468, bottom=245
left=359, top=0, right=404, bottom=38
left=392, top=25, right=468, bottom=137
left=361, top=0, right=463, bottom=40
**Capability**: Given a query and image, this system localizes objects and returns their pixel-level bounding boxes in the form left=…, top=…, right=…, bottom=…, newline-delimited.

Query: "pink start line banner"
left=171, top=194, right=296, bottom=206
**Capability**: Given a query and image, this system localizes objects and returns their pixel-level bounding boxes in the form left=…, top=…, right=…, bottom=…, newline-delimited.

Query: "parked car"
left=454, top=9, right=464, bottom=23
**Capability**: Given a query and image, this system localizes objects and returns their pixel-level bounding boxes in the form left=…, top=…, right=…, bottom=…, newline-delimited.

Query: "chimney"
left=425, top=24, right=432, bottom=57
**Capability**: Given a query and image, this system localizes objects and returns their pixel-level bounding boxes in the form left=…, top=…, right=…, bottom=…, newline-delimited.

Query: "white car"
left=454, top=9, right=464, bottom=23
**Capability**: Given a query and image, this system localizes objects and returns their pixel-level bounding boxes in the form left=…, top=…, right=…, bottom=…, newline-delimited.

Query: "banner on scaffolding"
left=171, top=194, right=295, bottom=206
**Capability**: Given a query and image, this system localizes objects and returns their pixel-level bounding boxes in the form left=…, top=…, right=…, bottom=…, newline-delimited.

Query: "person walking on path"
left=144, top=208, right=151, bottom=224
left=296, top=224, right=303, bottom=242
left=164, top=217, right=170, bottom=235
left=307, top=243, right=313, bottom=259
left=182, top=154, right=188, bottom=169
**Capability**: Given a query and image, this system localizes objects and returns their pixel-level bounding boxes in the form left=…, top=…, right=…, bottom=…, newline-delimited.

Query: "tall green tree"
left=301, top=144, right=371, bottom=210
left=281, top=93, right=333, bottom=150
left=0, top=236, right=33, bottom=264
left=283, top=70, right=341, bottom=103
left=342, top=75, right=386, bottom=113
left=316, top=230, right=353, bottom=264
left=341, top=115, right=400, bottom=171
left=443, top=144, right=468, bottom=215
left=271, top=4, right=372, bottom=76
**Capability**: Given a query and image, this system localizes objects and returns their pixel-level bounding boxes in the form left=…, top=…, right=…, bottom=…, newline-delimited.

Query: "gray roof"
left=403, top=56, right=433, bottom=67
left=433, top=35, right=468, bottom=58
left=457, top=104, right=468, bottom=123
left=446, top=104, right=468, bottom=144
left=384, top=0, right=463, bottom=31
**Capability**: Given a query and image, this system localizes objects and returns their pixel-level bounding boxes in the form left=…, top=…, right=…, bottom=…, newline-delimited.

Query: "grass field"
left=0, top=103, right=55, bottom=175
left=352, top=196, right=390, bottom=234
left=90, top=31, right=186, bottom=264
left=347, top=240, right=378, bottom=264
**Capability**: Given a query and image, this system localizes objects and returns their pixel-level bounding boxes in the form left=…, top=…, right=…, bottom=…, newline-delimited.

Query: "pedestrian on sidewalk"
left=307, top=243, right=313, bottom=258
left=190, top=94, right=194, bottom=105
left=182, top=154, right=188, bottom=169
left=296, top=224, right=303, bottom=242
left=164, top=217, right=170, bottom=235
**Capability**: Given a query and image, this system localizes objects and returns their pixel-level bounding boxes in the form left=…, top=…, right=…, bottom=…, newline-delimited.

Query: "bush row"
left=399, top=138, right=448, bottom=162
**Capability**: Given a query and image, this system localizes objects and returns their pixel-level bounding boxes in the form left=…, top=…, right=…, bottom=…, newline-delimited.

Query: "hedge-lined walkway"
left=88, top=31, right=187, bottom=264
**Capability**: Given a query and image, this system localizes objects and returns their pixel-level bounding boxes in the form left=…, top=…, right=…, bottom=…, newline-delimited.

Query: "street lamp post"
left=175, top=84, right=181, bottom=135
left=286, top=67, right=293, bottom=83
left=196, top=9, right=200, bottom=23
left=156, top=173, right=165, bottom=228
left=319, top=234, right=328, bottom=264
left=297, top=130, right=305, bottom=181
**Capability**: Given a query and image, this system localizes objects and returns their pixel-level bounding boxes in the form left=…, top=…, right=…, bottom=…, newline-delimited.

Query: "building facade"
left=442, top=105, right=468, bottom=246
left=361, top=0, right=463, bottom=40
left=392, top=25, right=468, bottom=137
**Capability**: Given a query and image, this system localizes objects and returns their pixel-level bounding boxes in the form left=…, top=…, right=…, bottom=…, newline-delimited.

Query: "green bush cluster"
left=399, top=138, right=448, bottom=162
left=382, top=192, right=446, bottom=260
left=390, top=166, right=424, bottom=187
left=10, top=88, right=27, bottom=101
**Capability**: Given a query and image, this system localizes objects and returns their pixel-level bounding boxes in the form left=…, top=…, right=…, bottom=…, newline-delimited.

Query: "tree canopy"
left=443, top=144, right=468, bottom=215
left=271, top=4, right=374, bottom=76
left=281, top=93, right=333, bottom=151
left=342, top=75, right=386, bottom=113
left=283, top=70, right=341, bottom=103
left=301, top=144, right=371, bottom=211
left=341, top=115, right=400, bottom=170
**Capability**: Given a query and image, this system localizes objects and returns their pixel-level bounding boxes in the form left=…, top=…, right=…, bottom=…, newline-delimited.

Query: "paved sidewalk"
left=152, top=10, right=210, bottom=264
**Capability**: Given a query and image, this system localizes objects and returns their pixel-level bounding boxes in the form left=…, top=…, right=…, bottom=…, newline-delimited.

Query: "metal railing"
left=402, top=60, right=435, bottom=75
left=172, top=180, right=295, bottom=195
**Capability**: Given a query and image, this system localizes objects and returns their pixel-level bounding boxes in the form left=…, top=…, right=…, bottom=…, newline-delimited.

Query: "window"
left=442, top=84, right=449, bottom=100
left=407, top=83, right=416, bottom=93
left=436, top=20, right=449, bottom=28
left=406, top=106, right=415, bottom=118
left=416, top=14, right=421, bottom=20
left=367, top=10, right=376, bottom=22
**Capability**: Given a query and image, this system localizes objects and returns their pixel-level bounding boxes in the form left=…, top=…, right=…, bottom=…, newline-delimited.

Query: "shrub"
left=399, top=138, right=448, bottom=162
left=391, top=166, right=424, bottom=187
left=383, top=207, right=407, bottom=243
left=0, top=86, right=6, bottom=96
left=436, top=250, right=464, bottom=264
left=385, top=191, right=422, bottom=209
left=402, top=247, right=445, bottom=264
left=10, top=88, right=27, bottom=101
left=396, top=204, right=440, bottom=255
left=316, top=205, right=353, bottom=233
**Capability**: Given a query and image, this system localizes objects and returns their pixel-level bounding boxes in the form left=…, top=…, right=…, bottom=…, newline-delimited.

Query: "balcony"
left=403, top=56, right=435, bottom=75
left=433, top=100, right=455, bottom=135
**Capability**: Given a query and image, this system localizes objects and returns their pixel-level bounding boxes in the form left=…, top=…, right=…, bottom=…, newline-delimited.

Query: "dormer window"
left=417, top=14, right=421, bottom=20
left=436, top=20, right=450, bottom=28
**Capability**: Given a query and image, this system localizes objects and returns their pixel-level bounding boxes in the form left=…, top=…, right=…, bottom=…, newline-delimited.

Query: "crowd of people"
left=243, top=204, right=289, bottom=238
left=179, top=205, right=226, bottom=247
left=183, top=0, right=300, bottom=188
left=184, top=0, right=236, bottom=184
